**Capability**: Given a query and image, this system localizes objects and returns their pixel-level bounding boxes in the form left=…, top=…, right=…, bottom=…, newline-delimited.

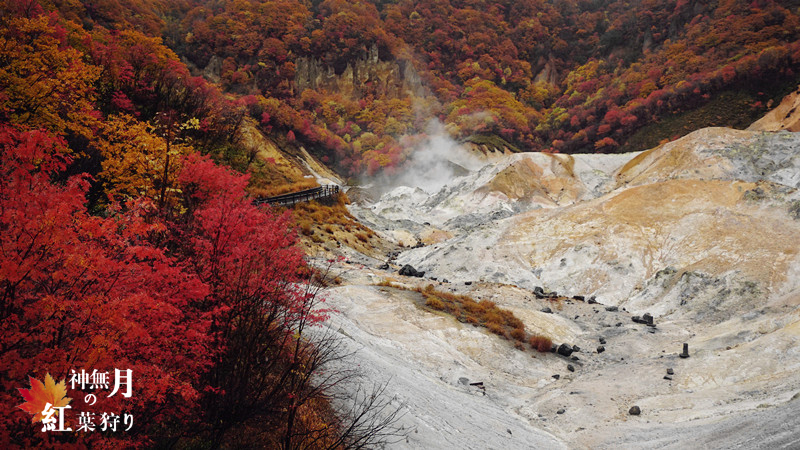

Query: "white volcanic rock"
left=331, top=126, right=800, bottom=449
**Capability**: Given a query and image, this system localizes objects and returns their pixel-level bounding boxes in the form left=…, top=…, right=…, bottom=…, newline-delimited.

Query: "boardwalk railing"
left=253, top=185, right=340, bottom=207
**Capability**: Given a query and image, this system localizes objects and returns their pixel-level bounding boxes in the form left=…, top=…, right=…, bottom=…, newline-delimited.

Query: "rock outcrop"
left=294, top=44, right=425, bottom=100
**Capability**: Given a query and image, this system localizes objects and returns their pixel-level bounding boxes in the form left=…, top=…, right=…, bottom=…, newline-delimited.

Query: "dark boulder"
left=557, top=343, right=574, bottom=357
left=597, top=346, right=605, bottom=354
left=557, top=408, right=565, bottom=414
left=667, top=368, right=674, bottom=375
left=399, top=264, right=425, bottom=278
left=599, top=337, right=606, bottom=345
left=587, top=296, right=598, bottom=304
left=605, top=306, right=618, bottom=312
left=541, top=307, right=553, bottom=314
left=572, top=345, right=581, bottom=353
left=379, top=263, right=390, bottom=270
left=680, top=343, right=690, bottom=358
left=533, top=286, right=546, bottom=298
left=573, top=295, right=585, bottom=301
left=642, top=313, right=654, bottom=325
left=629, top=406, right=641, bottom=415
left=552, top=374, right=560, bottom=380
left=567, top=364, right=575, bottom=372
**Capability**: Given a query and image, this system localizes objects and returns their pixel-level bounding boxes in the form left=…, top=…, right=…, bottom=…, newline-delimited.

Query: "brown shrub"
left=510, top=327, right=526, bottom=342
left=463, top=298, right=482, bottom=314
left=486, top=321, right=507, bottom=339
left=299, top=221, right=313, bottom=236
left=529, top=335, right=553, bottom=353
left=425, top=296, right=446, bottom=311
left=478, top=299, right=496, bottom=311
left=483, top=310, right=504, bottom=325
left=356, top=232, right=368, bottom=242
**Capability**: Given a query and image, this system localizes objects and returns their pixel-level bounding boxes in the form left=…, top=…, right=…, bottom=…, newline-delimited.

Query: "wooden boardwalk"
left=253, top=185, right=340, bottom=207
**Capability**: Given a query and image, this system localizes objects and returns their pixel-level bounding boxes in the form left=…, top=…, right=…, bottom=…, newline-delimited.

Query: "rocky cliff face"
left=327, top=120, right=800, bottom=448
left=294, top=44, right=425, bottom=99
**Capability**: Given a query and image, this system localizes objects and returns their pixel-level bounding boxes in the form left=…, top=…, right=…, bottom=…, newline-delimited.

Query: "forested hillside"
left=170, top=0, right=800, bottom=173
left=15, top=0, right=800, bottom=177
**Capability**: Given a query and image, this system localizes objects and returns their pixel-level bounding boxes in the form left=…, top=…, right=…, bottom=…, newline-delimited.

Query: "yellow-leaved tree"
left=0, top=15, right=99, bottom=138
left=97, top=114, right=198, bottom=207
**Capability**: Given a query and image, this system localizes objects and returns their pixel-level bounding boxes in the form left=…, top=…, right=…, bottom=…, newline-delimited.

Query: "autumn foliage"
left=0, top=7, right=355, bottom=448
left=170, top=0, right=800, bottom=171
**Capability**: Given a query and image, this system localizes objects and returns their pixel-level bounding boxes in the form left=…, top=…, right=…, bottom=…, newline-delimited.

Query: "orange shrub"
left=486, top=321, right=507, bottom=339
left=529, top=335, right=553, bottom=353
left=425, top=296, right=446, bottom=311
left=510, top=327, right=526, bottom=342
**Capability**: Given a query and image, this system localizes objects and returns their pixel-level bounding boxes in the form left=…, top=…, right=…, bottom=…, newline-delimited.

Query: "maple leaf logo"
left=17, top=374, right=72, bottom=423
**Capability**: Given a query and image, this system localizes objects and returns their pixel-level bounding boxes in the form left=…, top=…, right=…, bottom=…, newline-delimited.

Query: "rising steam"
left=389, top=120, right=483, bottom=194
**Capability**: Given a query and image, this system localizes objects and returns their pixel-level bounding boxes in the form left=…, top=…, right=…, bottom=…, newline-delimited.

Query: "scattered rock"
left=664, top=375, right=673, bottom=381
left=557, top=408, right=565, bottom=415
left=458, top=377, right=470, bottom=385
left=399, top=264, right=425, bottom=278
left=605, top=306, right=619, bottom=312
left=378, top=263, right=390, bottom=270
left=633, top=313, right=656, bottom=326
left=599, top=337, right=606, bottom=345
left=557, top=343, right=574, bottom=357
left=597, top=346, right=605, bottom=354
left=680, top=343, right=690, bottom=358
left=571, top=356, right=579, bottom=361
left=469, top=382, right=486, bottom=395
left=629, top=406, right=641, bottom=416
left=572, top=345, right=581, bottom=352
left=667, top=368, right=674, bottom=375
left=552, top=374, right=560, bottom=380
left=533, top=286, right=545, bottom=297
left=567, top=364, right=575, bottom=372
left=465, top=281, right=472, bottom=285
left=507, top=429, right=512, bottom=435
left=573, top=295, right=585, bottom=301
left=541, top=307, right=553, bottom=314
left=587, top=296, right=598, bottom=304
